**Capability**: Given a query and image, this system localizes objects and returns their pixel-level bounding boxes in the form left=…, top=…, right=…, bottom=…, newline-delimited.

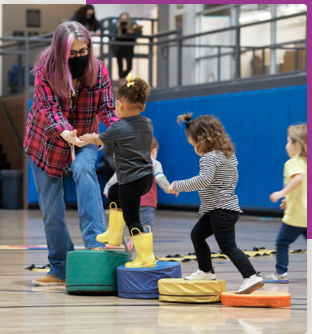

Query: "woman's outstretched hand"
left=67, top=130, right=88, bottom=147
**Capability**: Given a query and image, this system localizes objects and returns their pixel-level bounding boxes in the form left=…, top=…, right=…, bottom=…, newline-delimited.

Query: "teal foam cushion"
left=66, top=250, right=130, bottom=295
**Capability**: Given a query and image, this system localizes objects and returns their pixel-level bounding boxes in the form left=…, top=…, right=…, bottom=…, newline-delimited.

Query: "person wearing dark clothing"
left=71, top=5, right=102, bottom=36
left=111, top=13, right=142, bottom=83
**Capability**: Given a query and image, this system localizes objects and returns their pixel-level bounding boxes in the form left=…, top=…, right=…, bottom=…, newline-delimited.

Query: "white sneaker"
left=235, top=273, right=264, bottom=294
left=264, top=272, right=289, bottom=284
left=184, top=269, right=216, bottom=280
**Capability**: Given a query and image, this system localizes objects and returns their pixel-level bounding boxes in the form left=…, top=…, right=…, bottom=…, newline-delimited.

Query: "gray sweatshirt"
left=99, top=115, right=153, bottom=185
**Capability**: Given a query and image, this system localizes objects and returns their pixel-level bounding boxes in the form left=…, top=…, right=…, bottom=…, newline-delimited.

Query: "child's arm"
left=153, top=160, right=171, bottom=194
left=153, top=159, right=178, bottom=196
left=156, top=176, right=171, bottom=193
left=172, top=155, right=217, bottom=194
left=103, top=173, right=118, bottom=198
left=79, top=133, right=103, bottom=145
left=270, top=173, right=304, bottom=203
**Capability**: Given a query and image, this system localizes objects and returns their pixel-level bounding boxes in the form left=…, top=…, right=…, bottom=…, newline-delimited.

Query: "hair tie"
left=127, top=73, right=142, bottom=87
left=185, top=120, right=192, bottom=128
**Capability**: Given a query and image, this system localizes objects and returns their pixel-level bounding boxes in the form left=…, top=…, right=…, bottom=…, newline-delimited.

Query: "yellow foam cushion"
left=221, top=291, right=291, bottom=308
left=158, top=278, right=226, bottom=303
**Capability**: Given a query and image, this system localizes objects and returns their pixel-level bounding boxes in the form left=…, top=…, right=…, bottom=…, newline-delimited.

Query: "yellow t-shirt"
left=282, top=157, right=307, bottom=228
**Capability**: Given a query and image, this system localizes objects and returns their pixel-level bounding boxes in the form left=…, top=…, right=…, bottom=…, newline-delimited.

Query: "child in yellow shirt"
left=265, top=124, right=307, bottom=284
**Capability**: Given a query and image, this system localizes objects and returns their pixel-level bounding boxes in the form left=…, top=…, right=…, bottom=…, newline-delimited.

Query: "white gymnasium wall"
left=93, top=4, right=156, bottom=20
left=198, top=16, right=232, bottom=84
left=168, top=4, right=197, bottom=87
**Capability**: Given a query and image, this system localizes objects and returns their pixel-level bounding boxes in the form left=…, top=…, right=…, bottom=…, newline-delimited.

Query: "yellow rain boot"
left=96, top=202, right=125, bottom=246
left=125, top=226, right=156, bottom=268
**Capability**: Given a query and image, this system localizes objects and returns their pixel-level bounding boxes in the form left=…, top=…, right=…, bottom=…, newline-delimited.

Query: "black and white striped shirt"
left=173, top=150, right=242, bottom=214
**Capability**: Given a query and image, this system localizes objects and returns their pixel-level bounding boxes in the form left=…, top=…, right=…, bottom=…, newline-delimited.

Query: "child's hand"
left=79, top=133, right=100, bottom=145
left=79, top=133, right=95, bottom=143
left=269, top=191, right=283, bottom=203
left=280, top=199, right=286, bottom=210
left=104, top=193, right=108, bottom=198
left=67, top=130, right=88, bottom=147
left=169, top=183, right=179, bottom=197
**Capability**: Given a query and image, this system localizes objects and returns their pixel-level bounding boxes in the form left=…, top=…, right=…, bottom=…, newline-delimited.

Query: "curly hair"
left=288, top=123, right=307, bottom=159
left=116, top=77, right=151, bottom=110
left=177, top=113, right=235, bottom=158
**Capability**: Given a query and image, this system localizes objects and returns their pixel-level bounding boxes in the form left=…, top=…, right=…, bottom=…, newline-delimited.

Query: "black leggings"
left=115, top=47, right=134, bottom=79
left=191, top=209, right=256, bottom=278
left=108, top=174, right=153, bottom=235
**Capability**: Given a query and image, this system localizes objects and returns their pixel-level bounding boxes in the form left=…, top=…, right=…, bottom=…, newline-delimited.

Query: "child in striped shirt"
left=169, top=113, right=264, bottom=294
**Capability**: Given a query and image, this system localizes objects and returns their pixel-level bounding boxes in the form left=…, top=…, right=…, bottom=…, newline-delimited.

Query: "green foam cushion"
left=66, top=250, right=130, bottom=294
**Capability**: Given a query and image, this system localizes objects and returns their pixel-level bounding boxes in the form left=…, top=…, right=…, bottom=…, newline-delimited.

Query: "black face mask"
left=121, top=21, right=127, bottom=26
left=68, top=55, right=88, bottom=79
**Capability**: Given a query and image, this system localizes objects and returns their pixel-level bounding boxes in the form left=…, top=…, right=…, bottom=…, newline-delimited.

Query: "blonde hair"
left=177, top=113, right=235, bottom=159
left=288, top=123, right=307, bottom=159
left=117, top=12, right=132, bottom=36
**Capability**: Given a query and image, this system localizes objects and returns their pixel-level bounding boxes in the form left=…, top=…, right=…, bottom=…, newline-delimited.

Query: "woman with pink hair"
left=24, top=21, right=118, bottom=286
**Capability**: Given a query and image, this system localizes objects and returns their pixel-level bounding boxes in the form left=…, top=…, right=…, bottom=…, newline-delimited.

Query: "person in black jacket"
left=71, top=5, right=102, bottom=36
left=111, top=13, right=142, bottom=84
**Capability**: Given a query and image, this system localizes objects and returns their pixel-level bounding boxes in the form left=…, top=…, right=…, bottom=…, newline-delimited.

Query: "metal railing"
left=160, top=10, right=306, bottom=86
left=0, top=33, right=53, bottom=95
left=92, top=11, right=307, bottom=87
left=0, top=11, right=306, bottom=95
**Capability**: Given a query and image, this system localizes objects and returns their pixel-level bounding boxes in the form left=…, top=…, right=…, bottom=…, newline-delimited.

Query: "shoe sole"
left=96, top=236, right=121, bottom=246
left=235, top=281, right=265, bottom=294
left=264, top=279, right=289, bottom=284
left=32, top=280, right=65, bottom=286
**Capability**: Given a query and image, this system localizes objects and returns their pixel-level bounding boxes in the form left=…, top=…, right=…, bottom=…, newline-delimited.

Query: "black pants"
left=115, top=47, right=134, bottom=79
left=191, top=209, right=256, bottom=278
left=108, top=174, right=153, bottom=235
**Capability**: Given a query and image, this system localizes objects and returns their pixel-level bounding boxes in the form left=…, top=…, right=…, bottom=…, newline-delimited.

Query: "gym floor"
left=0, top=209, right=307, bottom=334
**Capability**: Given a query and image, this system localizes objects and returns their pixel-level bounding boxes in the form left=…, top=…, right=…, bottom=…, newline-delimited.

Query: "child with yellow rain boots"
left=81, top=74, right=173, bottom=268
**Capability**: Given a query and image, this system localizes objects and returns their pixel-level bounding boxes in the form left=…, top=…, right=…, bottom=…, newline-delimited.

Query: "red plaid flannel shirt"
left=23, top=60, right=118, bottom=178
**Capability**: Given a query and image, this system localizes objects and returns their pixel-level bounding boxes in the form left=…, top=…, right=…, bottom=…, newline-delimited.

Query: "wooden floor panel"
left=0, top=210, right=307, bottom=334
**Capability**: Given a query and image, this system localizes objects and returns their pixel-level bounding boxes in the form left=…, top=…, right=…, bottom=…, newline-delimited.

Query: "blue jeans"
left=275, top=222, right=307, bottom=274
left=140, top=206, right=156, bottom=232
left=28, top=144, right=106, bottom=280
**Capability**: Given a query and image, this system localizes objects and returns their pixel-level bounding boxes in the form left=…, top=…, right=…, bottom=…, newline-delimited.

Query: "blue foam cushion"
left=117, top=261, right=182, bottom=299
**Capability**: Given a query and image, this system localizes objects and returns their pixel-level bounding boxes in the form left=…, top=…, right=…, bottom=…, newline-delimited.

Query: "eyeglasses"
left=69, top=47, right=89, bottom=58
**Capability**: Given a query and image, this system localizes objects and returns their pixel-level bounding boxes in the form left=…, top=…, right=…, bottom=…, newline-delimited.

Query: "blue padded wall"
left=144, top=85, right=307, bottom=210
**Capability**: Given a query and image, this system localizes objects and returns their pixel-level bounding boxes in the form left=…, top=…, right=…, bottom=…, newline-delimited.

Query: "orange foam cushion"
left=221, top=291, right=291, bottom=308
